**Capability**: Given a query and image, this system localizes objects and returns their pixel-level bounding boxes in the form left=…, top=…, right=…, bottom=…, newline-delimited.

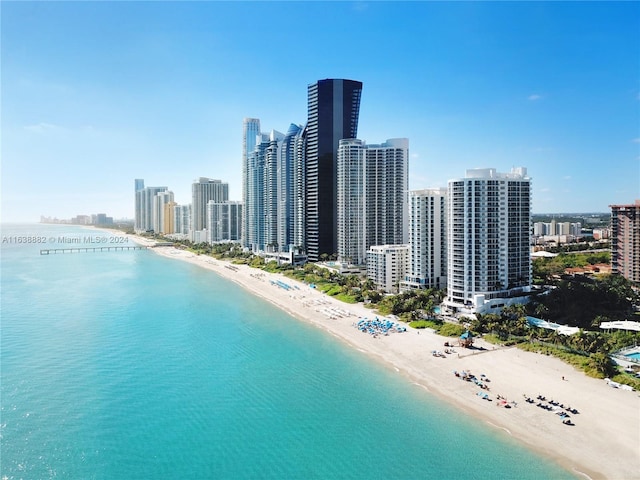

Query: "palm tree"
left=362, top=278, right=375, bottom=291
left=534, top=303, right=549, bottom=319
left=422, top=300, right=435, bottom=319
left=589, top=352, right=616, bottom=377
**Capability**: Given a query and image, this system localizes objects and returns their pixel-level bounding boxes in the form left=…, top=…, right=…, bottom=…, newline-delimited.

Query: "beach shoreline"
left=122, top=233, right=640, bottom=480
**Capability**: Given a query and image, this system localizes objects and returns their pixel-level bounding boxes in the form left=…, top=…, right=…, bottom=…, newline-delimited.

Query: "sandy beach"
left=127, top=234, right=639, bottom=479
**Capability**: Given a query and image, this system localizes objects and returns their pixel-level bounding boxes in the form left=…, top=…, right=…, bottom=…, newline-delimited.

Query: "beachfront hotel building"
left=206, top=200, right=243, bottom=243
left=367, top=244, right=410, bottom=294
left=444, top=167, right=532, bottom=315
left=336, top=138, right=409, bottom=266
left=135, top=183, right=168, bottom=232
left=610, top=200, right=640, bottom=283
left=192, top=178, right=229, bottom=238
left=401, top=188, right=447, bottom=291
left=305, top=78, right=363, bottom=262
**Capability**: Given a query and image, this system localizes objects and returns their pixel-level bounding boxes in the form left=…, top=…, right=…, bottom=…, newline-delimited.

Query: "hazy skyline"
left=2, top=1, right=639, bottom=222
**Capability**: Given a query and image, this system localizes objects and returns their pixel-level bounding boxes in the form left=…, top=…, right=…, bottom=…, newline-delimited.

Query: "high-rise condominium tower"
left=134, top=179, right=145, bottom=231
left=278, top=124, right=304, bottom=251
left=242, top=118, right=261, bottom=248
left=445, top=167, right=532, bottom=314
left=402, top=188, right=447, bottom=291
left=610, top=200, right=640, bottom=283
left=135, top=183, right=168, bottom=232
left=192, top=178, right=229, bottom=233
left=336, top=138, right=409, bottom=266
left=153, top=190, right=174, bottom=234
left=173, top=204, right=191, bottom=235
left=305, top=79, right=362, bottom=261
left=207, top=200, right=243, bottom=244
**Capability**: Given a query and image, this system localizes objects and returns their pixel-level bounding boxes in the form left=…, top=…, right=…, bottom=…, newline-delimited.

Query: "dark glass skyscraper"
left=305, top=79, right=362, bottom=262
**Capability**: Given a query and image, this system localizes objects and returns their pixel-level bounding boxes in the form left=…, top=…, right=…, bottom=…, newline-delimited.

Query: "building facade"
left=401, top=188, right=447, bottom=291
left=367, top=244, right=409, bottom=294
left=278, top=124, right=304, bottom=251
left=207, top=201, right=243, bottom=244
left=363, top=138, right=409, bottom=249
left=163, top=201, right=177, bottom=234
left=305, top=78, right=363, bottom=261
left=444, top=167, right=532, bottom=314
left=610, top=201, right=640, bottom=283
left=173, top=204, right=191, bottom=236
left=153, top=190, right=174, bottom=234
left=134, top=179, right=145, bottom=230
left=336, top=138, right=409, bottom=266
left=337, top=139, right=366, bottom=265
left=192, top=178, right=229, bottom=234
left=135, top=185, right=168, bottom=232
left=264, top=130, right=284, bottom=249
left=292, top=127, right=307, bottom=251
left=242, top=118, right=261, bottom=248
left=246, top=133, right=269, bottom=251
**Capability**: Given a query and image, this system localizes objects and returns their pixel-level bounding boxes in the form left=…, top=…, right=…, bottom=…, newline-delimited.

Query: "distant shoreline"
left=113, top=231, right=640, bottom=479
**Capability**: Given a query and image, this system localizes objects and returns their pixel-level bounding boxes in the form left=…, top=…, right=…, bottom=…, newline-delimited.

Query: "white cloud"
left=528, top=94, right=543, bottom=101
left=631, top=138, right=640, bottom=143
left=563, top=176, right=572, bottom=180
left=23, top=122, right=63, bottom=133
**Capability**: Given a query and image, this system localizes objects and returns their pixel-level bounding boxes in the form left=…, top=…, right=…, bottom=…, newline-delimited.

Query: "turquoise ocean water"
left=1, top=224, right=576, bottom=479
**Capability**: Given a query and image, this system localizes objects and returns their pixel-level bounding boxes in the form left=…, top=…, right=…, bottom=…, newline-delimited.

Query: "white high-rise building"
left=135, top=185, right=168, bottom=232
left=173, top=204, right=191, bottom=236
left=337, top=138, right=409, bottom=266
left=444, top=167, right=532, bottom=315
left=153, top=191, right=174, bottom=234
left=401, top=188, right=447, bottom=291
left=192, top=178, right=229, bottom=234
left=206, top=201, right=243, bottom=243
left=337, top=139, right=366, bottom=265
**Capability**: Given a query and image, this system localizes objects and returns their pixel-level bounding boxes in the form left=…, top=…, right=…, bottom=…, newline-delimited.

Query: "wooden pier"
left=40, top=246, right=148, bottom=255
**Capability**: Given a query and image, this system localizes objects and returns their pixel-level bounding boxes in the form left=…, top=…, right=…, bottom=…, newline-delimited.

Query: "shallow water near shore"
left=1, top=224, right=577, bottom=479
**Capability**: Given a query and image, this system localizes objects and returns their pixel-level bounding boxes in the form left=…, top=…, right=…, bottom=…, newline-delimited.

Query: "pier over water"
left=40, top=246, right=148, bottom=255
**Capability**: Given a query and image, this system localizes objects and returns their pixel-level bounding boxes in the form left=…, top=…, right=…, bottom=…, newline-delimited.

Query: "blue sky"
left=2, top=1, right=639, bottom=222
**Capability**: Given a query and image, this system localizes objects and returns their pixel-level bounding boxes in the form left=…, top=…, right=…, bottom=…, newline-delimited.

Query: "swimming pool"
left=624, top=351, right=640, bottom=361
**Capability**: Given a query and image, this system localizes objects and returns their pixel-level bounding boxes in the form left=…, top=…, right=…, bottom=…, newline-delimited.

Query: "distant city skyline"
left=3, top=2, right=639, bottom=222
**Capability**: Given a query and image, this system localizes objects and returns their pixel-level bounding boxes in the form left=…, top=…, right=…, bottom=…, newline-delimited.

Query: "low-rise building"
left=367, top=244, right=409, bottom=294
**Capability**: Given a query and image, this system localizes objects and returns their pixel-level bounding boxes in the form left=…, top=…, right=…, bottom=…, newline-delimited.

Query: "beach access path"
left=128, top=235, right=640, bottom=480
